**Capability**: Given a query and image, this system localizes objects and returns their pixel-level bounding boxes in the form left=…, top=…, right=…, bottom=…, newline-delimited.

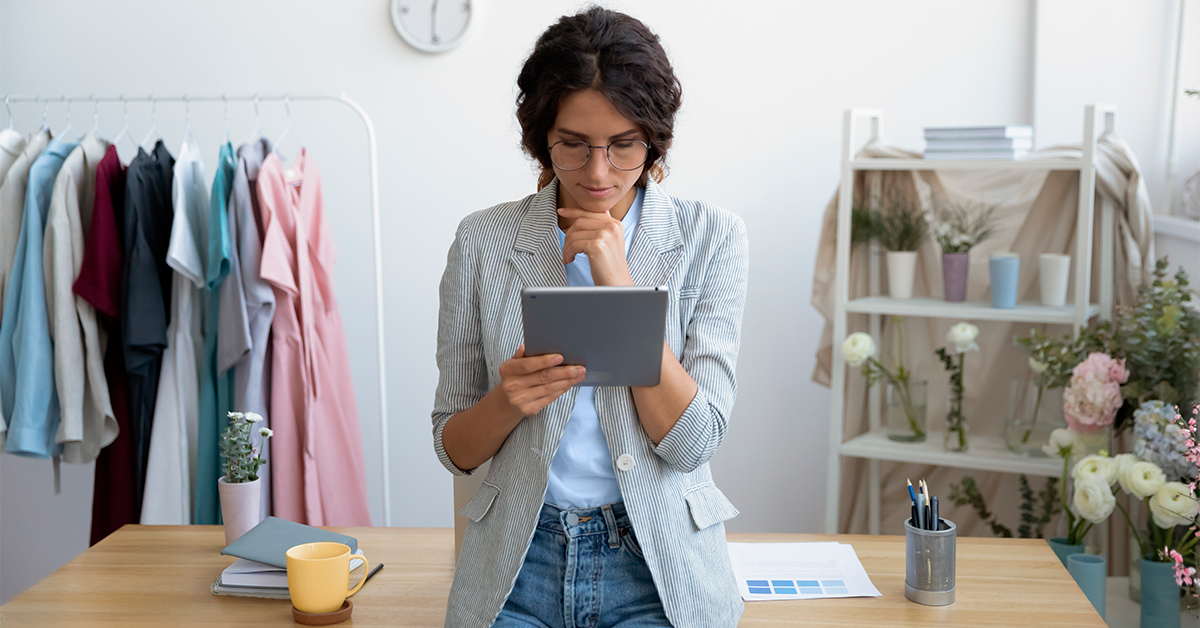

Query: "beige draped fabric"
left=811, top=133, right=1155, bottom=573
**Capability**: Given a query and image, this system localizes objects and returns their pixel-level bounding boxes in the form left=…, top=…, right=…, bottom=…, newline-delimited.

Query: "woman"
left=432, top=8, right=748, bottom=628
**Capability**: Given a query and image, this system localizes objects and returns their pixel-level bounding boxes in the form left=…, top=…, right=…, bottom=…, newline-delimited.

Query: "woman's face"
left=548, top=89, right=646, bottom=218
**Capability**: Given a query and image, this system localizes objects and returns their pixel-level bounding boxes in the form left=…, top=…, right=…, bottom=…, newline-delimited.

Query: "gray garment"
left=0, top=130, right=50, bottom=318
left=216, top=138, right=275, bottom=520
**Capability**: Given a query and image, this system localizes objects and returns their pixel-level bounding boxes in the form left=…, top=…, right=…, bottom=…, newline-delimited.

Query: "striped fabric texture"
left=432, top=178, right=749, bottom=628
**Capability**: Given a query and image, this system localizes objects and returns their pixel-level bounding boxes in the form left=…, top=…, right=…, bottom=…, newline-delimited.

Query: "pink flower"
left=1062, top=353, right=1128, bottom=433
left=1170, top=548, right=1197, bottom=586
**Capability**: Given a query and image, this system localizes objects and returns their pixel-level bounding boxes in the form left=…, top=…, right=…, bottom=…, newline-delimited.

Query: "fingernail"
left=553, top=355, right=563, bottom=363
left=574, top=367, right=585, bottom=375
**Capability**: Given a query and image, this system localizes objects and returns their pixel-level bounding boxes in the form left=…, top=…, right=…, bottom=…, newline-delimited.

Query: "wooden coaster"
left=292, top=599, right=353, bottom=625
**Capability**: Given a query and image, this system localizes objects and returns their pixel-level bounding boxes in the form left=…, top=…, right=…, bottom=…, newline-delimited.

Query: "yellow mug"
left=286, top=542, right=370, bottom=614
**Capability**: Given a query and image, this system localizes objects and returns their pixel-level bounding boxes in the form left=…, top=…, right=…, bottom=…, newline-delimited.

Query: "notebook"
left=220, top=516, right=359, bottom=570
left=221, top=550, right=365, bottom=588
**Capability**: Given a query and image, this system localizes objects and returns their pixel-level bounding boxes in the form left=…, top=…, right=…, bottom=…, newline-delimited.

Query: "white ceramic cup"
left=886, top=251, right=918, bottom=299
left=1038, top=254, right=1071, bottom=307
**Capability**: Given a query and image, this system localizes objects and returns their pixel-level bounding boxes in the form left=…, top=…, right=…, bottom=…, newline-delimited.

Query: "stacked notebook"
left=923, top=125, right=1033, bottom=161
left=211, top=516, right=377, bottom=599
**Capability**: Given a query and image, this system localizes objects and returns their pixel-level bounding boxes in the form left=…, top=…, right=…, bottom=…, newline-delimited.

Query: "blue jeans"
left=492, top=501, right=672, bottom=628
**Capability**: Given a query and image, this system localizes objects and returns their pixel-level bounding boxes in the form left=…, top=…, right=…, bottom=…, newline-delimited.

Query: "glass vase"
left=1005, top=381, right=1065, bottom=457
left=886, top=379, right=927, bottom=443
left=944, top=389, right=968, bottom=452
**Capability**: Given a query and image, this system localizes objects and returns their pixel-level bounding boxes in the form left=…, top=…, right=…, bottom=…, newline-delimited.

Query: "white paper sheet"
left=727, top=542, right=882, bottom=601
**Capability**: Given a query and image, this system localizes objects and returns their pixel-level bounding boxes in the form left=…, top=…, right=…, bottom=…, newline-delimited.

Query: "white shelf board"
left=845, top=296, right=1100, bottom=324
left=850, top=158, right=1083, bottom=171
left=839, top=430, right=1062, bottom=477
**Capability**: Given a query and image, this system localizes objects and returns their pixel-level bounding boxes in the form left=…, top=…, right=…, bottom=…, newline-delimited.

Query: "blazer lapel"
left=510, top=179, right=568, bottom=289
left=627, top=179, right=682, bottom=288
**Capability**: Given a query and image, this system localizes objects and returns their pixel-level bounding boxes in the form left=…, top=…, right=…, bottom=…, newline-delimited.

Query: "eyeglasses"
left=547, top=139, right=650, bottom=172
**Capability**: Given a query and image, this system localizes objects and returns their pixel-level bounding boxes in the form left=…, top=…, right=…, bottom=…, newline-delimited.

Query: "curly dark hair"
left=516, top=6, right=682, bottom=189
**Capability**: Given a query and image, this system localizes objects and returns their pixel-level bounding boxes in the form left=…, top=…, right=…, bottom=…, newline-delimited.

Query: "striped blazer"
left=432, top=178, right=748, bottom=628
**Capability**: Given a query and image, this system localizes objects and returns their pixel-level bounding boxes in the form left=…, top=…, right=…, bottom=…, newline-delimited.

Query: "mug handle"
left=347, top=553, right=370, bottom=597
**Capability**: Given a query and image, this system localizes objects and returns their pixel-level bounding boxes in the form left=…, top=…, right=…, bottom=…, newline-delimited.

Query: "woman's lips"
left=580, top=184, right=614, bottom=199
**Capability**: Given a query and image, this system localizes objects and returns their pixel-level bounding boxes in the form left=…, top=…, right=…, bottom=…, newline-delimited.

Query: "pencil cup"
left=904, top=518, right=956, bottom=606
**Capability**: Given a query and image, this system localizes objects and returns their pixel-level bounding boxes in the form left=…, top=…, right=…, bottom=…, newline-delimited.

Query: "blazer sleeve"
left=652, top=216, right=749, bottom=473
left=431, top=215, right=489, bottom=476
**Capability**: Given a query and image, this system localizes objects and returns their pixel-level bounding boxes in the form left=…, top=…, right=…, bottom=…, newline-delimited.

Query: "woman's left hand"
left=558, top=207, right=634, bottom=287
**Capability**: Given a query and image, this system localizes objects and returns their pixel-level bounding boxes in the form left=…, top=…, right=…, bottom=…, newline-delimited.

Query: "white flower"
left=259, top=427, right=273, bottom=438
left=1149, top=482, right=1199, bottom=529
left=1029, top=358, right=1048, bottom=374
left=1072, top=454, right=1118, bottom=485
left=1043, top=428, right=1083, bottom=458
left=1072, top=478, right=1116, bottom=524
left=946, top=322, right=979, bottom=353
left=841, top=333, right=877, bottom=368
left=227, top=411, right=245, bottom=420
left=1113, top=453, right=1138, bottom=485
left=1122, top=461, right=1166, bottom=499
left=245, top=412, right=264, bottom=424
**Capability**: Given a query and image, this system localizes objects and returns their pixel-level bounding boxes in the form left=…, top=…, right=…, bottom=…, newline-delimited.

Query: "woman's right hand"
left=496, top=344, right=587, bottom=418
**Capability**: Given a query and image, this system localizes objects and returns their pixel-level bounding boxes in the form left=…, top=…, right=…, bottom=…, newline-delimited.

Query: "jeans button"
left=565, top=512, right=579, bottom=526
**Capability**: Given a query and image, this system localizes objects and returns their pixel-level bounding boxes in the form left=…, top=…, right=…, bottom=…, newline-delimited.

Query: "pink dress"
left=257, top=149, right=371, bottom=526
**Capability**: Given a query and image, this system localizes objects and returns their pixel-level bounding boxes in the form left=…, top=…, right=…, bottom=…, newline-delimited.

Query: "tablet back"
left=521, top=286, right=668, bottom=387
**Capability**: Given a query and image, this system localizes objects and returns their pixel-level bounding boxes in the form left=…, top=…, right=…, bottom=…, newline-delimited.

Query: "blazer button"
left=616, top=454, right=635, bottom=471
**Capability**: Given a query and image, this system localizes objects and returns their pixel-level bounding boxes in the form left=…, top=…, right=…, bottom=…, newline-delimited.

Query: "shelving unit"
left=824, top=105, right=1118, bottom=534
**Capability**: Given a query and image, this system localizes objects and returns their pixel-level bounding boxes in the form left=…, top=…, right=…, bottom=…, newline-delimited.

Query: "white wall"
left=0, top=0, right=1187, bottom=606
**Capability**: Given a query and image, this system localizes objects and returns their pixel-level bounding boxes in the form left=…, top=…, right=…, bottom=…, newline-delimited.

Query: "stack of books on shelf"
left=923, top=125, right=1033, bottom=161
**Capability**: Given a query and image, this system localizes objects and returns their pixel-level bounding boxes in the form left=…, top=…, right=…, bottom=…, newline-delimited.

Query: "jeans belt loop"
left=602, top=504, right=620, bottom=549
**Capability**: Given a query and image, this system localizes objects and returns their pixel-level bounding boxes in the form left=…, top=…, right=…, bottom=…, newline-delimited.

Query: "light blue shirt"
left=0, top=138, right=77, bottom=457
left=544, top=186, right=643, bottom=509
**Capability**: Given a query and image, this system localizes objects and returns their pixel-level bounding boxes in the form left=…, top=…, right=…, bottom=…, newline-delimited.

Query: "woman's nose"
left=585, top=146, right=611, bottom=178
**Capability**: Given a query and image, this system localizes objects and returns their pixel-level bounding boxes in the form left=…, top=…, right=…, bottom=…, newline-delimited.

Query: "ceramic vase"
left=1066, top=554, right=1106, bottom=620
left=1046, top=537, right=1083, bottom=568
left=1140, top=558, right=1182, bottom=628
left=886, top=251, right=917, bottom=299
left=941, top=253, right=969, bottom=302
left=1038, top=254, right=1071, bottom=307
left=218, top=476, right=263, bottom=546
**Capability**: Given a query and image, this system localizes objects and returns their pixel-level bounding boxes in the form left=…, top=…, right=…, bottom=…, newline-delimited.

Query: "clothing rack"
left=2, top=92, right=392, bottom=527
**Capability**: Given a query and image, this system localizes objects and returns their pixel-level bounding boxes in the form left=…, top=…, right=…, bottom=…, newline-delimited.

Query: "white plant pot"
left=218, top=476, right=263, bottom=546
left=886, top=251, right=918, bottom=299
left=1038, top=254, right=1071, bottom=307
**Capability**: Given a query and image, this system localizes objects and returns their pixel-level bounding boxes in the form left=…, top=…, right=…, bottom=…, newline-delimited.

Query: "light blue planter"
left=1140, top=558, right=1182, bottom=628
left=989, top=254, right=1020, bottom=309
left=1047, top=537, right=1083, bottom=568
left=1067, top=554, right=1105, bottom=620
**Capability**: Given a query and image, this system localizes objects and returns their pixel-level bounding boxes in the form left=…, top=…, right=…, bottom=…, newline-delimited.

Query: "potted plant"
left=925, top=200, right=999, bottom=302
left=852, top=198, right=928, bottom=299
left=218, top=411, right=272, bottom=545
left=843, top=316, right=926, bottom=442
left=1009, top=329, right=1082, bottom=456
left=936, top=322, right=979, bottom=452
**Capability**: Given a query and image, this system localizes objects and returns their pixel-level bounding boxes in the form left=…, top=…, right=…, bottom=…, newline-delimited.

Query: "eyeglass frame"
left=546, top=139, right=652, bottom=172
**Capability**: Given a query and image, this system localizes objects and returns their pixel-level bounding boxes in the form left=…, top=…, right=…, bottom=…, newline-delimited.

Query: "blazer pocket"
left=458, top=481, right=501, bottom=523
left=678, top=285, right=702, bottom=300
left=683, top=482, right=740, bottom=530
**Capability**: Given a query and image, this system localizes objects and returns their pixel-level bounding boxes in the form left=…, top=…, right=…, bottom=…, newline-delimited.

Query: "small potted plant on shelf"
left=925, top=199, right=999, bottom=302
left=842, top=316, right=926, bottom=442
left=936, top=322, right=979, bottom=452
left=218, top=411, right=272, bottom=545
left=852, top=198, right=928, bottom=300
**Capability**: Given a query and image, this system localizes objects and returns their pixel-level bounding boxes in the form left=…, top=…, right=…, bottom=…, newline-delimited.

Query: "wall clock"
left=391, top=0, right=473, bottom=53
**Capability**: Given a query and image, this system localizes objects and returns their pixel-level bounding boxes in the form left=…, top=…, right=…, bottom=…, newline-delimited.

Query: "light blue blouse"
left=0, top=138, right=77, bottom=457
left=545, top=186, right=644, bottom=509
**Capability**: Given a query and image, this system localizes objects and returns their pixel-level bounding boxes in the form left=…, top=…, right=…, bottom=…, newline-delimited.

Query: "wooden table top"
left=0, top=526, right=1105, bottom=627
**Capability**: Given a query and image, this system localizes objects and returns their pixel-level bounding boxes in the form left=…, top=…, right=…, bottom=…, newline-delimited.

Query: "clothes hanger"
left=181, top=94, right=199, bottom=152
left=112, top=95, right=140, bottom=155
left=140, top=98, right=160, bottom=149
left=89, top=95, right=103, bottom=140
left=222, top=94, right=232, bottom=145
left=273, top=94, right=304, bottom=164
left=37, top=97, right=51, bottom=135
left=59, top=96, right=80, bottom=142
left=245, top=93, right=262, bottom=144
left=5, top=96, right=14, bottom=131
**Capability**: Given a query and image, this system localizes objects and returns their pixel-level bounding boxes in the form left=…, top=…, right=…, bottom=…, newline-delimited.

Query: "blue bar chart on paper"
left=728, top=542, right=882, bottom=601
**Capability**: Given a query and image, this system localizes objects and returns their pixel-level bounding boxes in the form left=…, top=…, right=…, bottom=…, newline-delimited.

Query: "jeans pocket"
left=620, top=526, right=646, bottom=561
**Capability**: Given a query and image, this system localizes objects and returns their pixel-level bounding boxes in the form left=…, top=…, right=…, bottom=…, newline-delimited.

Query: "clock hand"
left=431, top=0, right=439, bottom=43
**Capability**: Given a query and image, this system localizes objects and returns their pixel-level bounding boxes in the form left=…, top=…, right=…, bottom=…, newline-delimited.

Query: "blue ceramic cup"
left=1066, top=554, right=1106, bottom=620
left=989, top=253, right=1020, bottom=309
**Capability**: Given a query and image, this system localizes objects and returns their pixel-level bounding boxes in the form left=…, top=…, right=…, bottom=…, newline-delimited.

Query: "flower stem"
left=1021, top=385, right=1044, bottom=444
left=1116, top=500, right=1149, bottom=558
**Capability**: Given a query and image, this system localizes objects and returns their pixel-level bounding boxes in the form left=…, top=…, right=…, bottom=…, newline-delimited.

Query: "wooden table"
left=0, top=526, right=1105, bottom=627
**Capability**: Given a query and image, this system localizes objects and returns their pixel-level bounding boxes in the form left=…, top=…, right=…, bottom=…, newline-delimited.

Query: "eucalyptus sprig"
left=220, top=411, right=272, bottom=484
left=851, top=197, right=928, bottom=252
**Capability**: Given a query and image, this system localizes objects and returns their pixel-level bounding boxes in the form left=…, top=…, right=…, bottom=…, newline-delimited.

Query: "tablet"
left=521, top=286, right=669, bottom=387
